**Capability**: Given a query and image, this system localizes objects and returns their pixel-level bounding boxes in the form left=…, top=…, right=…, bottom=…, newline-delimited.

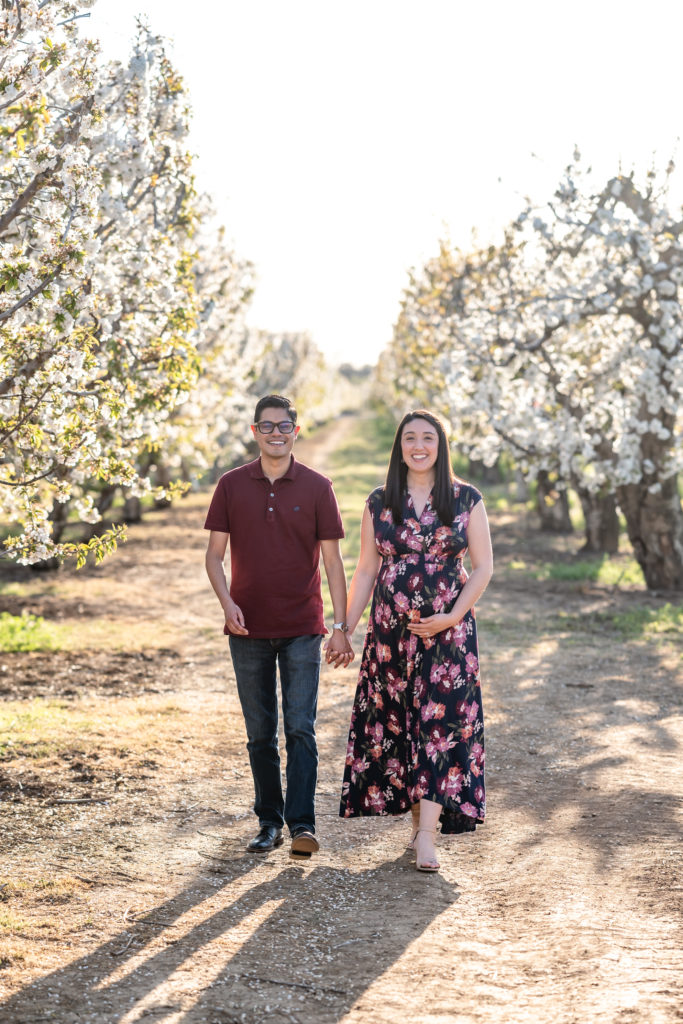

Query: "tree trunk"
left=96, top=484, right=118, bottom=516
left=153, top=463, right=172, bottom=510
left=616, top=476, right=683, bottom=589
left=515, top=470, right=530, bottom=503
left=468, top=458, right=502, bottom=484
left=536, top=471, right=573, bottom=533
left=575, top=487, right=620, bottom=554
left=31, top=498, right=69, bottom=571
left=122, top=493, right=142, bottom=523
left=49, top=497, right=70, bottom=545
left=83, top=485, right=119, bottom=540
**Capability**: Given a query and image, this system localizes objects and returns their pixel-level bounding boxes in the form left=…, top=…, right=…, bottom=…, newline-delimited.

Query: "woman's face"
left=400, top=417, right=440, bottom=475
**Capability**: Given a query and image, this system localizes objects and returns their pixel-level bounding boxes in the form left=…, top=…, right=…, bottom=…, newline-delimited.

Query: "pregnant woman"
left=339, top=410, right=493, bottom=872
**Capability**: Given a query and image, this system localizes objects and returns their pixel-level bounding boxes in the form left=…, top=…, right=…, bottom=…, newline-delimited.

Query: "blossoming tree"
left=140, top=217, right=257, bottom=500
left=384, top=156, right=683, bottom=589
left=0, top=2, right=381, bottom=567
left=0, top=5, right=203, bottom=564
left=248, top=329, right=363, bottom=428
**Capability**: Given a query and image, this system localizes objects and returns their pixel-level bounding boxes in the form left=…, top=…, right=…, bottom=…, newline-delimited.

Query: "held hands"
left=406, top=613, right=454, bottom=639
left=223, top=598, right=248, bottom=636
left=324, top=630, right=355, bottom=669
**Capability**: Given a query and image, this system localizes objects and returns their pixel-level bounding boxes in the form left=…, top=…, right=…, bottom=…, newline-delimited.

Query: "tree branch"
left=96, top=150, right=172, bottom=241
left=0, top=2, right=23, bottom=74
left=0, top=462, right=56, bottom=487
left=0, top=168, right=54, bottom=235
left=491, top=425, right=539, bottom=459
left=0, top=346, right=54, bottom=396
left=0, top=93, right=93, bottom=235
left=0, top=266, right=60, bottom=323
left=0, top=381, right=53, bottom=446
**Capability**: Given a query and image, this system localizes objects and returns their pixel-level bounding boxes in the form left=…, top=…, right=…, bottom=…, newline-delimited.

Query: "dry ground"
left=0, top=417, right=681, bottom=1024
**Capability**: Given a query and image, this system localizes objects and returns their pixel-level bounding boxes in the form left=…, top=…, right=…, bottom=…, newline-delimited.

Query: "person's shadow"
left=2, top=847, right=458, bottom=1022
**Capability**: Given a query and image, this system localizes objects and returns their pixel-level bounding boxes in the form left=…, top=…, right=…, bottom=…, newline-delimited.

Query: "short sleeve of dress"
left=463, top=483, right=483, bottom=512
left=365, top=487, right=385, bottom=526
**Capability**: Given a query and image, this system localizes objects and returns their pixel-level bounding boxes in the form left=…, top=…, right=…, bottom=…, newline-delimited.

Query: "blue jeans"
left=228, top=634, right=322, bottom=835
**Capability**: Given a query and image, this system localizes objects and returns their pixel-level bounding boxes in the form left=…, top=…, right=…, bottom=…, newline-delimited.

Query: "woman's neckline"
left=406, top=486, right=433, bottom=521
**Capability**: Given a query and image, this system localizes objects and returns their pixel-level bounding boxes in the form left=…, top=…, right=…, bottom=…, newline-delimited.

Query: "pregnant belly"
left=376, top=564, right=463, bottom=621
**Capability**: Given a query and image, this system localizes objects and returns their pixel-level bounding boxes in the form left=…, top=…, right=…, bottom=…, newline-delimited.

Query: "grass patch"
left=0, top=945, right=25, bottom=966
left=0, top=612, right=59, bottom=653
left=34, top=876, right=88, bottom=902
left=319, top=412, right=396, bottom=622
left=469, top=479, right=532, bottom=513
left=55, top=617, right=181, bottom=653
left=609, top=602, right=683, bottom=639
left=489, top=494, right=517, bottom=511
left=507, top=554, right=644, bottom=587
left=542, top=558, right=644, bottom=586
left=0, top=909, right=55, bottom=934
left=0, top=876, right=86, bottom=903
left=476, top=619, right=518, bottom=638
left=551, top=603, right=683, bottom=641
left=0, top=696, right=186, bottom=762
left=0, top=910, right=32, bottom=933
left=0, top=699, right=97, bottom=760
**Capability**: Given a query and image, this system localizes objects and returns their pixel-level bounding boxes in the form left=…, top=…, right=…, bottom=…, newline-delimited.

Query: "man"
left=205, top=394, right=354, bottom=858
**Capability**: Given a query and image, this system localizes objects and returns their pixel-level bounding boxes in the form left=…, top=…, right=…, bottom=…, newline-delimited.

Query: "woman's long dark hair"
left=384, top=410, right=455, bottom=525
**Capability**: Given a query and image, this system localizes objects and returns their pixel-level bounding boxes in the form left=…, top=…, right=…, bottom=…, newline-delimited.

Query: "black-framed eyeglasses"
left=254, top=420, right=296, bottom=434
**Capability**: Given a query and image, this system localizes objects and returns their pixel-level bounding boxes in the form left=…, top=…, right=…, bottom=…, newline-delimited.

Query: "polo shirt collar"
left=248, top=456, right=299, bottom=480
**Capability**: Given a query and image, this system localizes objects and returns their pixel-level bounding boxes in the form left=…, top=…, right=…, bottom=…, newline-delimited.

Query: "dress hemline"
left=339, top=805, right=485, bottom=834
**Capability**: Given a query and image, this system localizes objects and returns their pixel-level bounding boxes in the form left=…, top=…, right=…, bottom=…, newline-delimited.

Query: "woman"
left=338, top=410, right=493, bottom=872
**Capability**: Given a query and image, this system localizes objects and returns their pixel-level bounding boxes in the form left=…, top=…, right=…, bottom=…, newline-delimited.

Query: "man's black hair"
left=253, top=394, right=298, bottom=424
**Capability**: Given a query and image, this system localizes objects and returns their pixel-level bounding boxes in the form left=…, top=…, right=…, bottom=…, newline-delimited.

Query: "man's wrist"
left=332, top=621, right=348, bottom=632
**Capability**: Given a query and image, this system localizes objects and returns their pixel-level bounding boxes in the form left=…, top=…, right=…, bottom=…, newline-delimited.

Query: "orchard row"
left=0, top=1, right=359, bottom=567
left=378, top=154, right=683, bottom=590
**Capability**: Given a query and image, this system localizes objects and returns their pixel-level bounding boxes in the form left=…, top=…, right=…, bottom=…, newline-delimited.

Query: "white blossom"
left=379, top=157, right=683, bottom=585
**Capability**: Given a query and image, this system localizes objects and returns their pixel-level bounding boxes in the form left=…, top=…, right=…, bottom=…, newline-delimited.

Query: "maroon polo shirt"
left=204, top=456, right=344, bottom=638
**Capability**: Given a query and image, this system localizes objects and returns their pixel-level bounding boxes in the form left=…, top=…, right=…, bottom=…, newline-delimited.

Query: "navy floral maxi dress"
left=339, top=482, right=486, bottom=834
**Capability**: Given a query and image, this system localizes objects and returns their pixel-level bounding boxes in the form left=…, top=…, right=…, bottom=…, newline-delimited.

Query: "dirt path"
left=0, top=416, right=681, bottom=1023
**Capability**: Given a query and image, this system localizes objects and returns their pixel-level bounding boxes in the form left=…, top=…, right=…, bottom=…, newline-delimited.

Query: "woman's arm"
left=407, top=500, right=493, bottom=639
left=345, top=504, right=382, bottom=636
left=446, top=499, right=494, bottom=621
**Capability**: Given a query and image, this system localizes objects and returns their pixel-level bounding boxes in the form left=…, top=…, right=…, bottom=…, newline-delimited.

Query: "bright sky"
left=89, top=0, right=683, bottom=367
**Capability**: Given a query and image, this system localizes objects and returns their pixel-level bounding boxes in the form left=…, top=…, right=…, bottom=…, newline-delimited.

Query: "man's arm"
left=320, top=538, right=354, bottom=666
left=205, top=530, right=248, bottom=635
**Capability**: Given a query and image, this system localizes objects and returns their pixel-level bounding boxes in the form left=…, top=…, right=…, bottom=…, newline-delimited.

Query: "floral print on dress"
left=339, top=482, right=486, bottom=834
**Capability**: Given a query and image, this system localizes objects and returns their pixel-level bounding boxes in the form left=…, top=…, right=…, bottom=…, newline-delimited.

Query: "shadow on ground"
left=1, top=850, right=457, bottom=1023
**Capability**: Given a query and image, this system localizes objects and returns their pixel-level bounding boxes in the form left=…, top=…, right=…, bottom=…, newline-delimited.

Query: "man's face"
left=251, top=406, right=300, bottom=460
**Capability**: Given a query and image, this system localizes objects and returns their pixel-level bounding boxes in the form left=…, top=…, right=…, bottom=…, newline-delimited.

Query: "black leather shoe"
left=247, top=825, right=283, bottom=853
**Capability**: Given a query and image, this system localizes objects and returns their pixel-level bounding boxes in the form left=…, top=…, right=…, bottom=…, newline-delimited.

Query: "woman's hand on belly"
left=406, top=612, right=455, bottom=638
